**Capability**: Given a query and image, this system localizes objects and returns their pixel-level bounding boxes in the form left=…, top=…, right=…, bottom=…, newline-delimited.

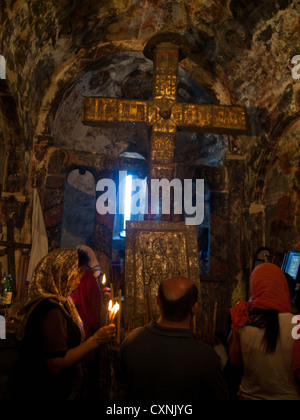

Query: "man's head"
left=157, top=276, right=199, bottom=324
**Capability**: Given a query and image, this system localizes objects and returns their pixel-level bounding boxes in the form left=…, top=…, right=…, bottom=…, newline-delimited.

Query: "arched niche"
left=61, top=169, right=96, bottom=248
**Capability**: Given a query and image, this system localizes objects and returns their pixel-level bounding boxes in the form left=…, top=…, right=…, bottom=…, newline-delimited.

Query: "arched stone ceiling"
left=0, top=0, right=298, bottom=168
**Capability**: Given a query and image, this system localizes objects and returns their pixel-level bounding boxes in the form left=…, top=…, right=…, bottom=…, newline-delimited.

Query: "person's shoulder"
left=121, top=326, right=149, bottom=347
left=279, top=312, right=297, bottom=332
left=191, top=338, right=220, bottom=362
left=42, top=301, right=65, bottom=320
left=279, top=312, right=295, bottom=321
left=192, top=341, right=225, bottom=375
left=30, top=298, right=62, bottom=319
left=126, top=325, right=147, bottom=339
left=42, top=302, right=68, bottom=334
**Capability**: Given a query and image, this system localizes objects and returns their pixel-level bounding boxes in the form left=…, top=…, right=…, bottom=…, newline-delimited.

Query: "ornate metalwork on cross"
left=82, top=32, right=247, bottom=184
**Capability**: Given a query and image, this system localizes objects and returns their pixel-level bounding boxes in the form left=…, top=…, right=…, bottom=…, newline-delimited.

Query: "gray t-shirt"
left=116, top=321, right=229, bottom=401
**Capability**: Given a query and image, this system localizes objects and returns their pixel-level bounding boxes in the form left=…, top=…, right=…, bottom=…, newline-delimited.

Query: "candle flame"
left=108, top=300, right=120, bottom=323
left=102, top=274, right=107, bottom=286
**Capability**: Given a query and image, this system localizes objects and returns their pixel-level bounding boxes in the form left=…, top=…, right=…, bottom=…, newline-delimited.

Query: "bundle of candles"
left=108, top=299, right=120, bottom=323
left=100, top=273, right=122, bottom=344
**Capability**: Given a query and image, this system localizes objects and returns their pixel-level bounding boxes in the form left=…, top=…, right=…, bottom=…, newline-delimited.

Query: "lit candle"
left=100, top=274, right=107, bottom=326
left=107, top=300, right=113, bottom=326
left=108, top=299, right=120, bottom=324
left=102, top=274, right=107, bottom=288
left=108, top=299, right=113, bottom=313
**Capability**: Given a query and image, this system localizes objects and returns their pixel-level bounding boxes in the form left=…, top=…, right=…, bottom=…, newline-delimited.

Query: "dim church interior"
left=0, top=0, right=299, bottom=400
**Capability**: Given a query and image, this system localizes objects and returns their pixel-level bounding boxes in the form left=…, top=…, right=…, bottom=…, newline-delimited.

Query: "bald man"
left=116, top=276, right=229, bottom=401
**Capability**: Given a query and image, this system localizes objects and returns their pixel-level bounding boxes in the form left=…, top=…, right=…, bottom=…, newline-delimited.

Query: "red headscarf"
left=230, top=263, right=300, bottom=371
left=231, top=263, right=291, bottom=329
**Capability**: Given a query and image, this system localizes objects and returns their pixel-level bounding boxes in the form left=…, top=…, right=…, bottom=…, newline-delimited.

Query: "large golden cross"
left=83, top=33, right=247, bottom=182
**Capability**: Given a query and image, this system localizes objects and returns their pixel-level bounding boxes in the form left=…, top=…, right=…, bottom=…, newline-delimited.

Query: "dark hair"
left=248, top=308, right=280, bottom=354
left=77, top=249, right=89, bottom=267
left=158, top=283, right=199, bottom=323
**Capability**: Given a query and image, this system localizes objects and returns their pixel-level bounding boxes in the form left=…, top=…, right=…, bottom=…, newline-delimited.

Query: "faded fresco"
left=265, top=120, right=300, bottom=256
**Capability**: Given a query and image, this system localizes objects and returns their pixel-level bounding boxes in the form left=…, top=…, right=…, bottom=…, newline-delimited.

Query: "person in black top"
left=116, top=276, right=229, bottom=401
left=9, top=248, right=116, bottom=400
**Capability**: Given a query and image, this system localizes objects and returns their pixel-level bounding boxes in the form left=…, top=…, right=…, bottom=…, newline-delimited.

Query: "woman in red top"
left=71, top=245, right=110, bottom=338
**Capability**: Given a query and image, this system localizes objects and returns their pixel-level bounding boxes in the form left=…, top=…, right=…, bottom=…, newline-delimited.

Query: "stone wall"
left=265, top=119, right=300, bottom=256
